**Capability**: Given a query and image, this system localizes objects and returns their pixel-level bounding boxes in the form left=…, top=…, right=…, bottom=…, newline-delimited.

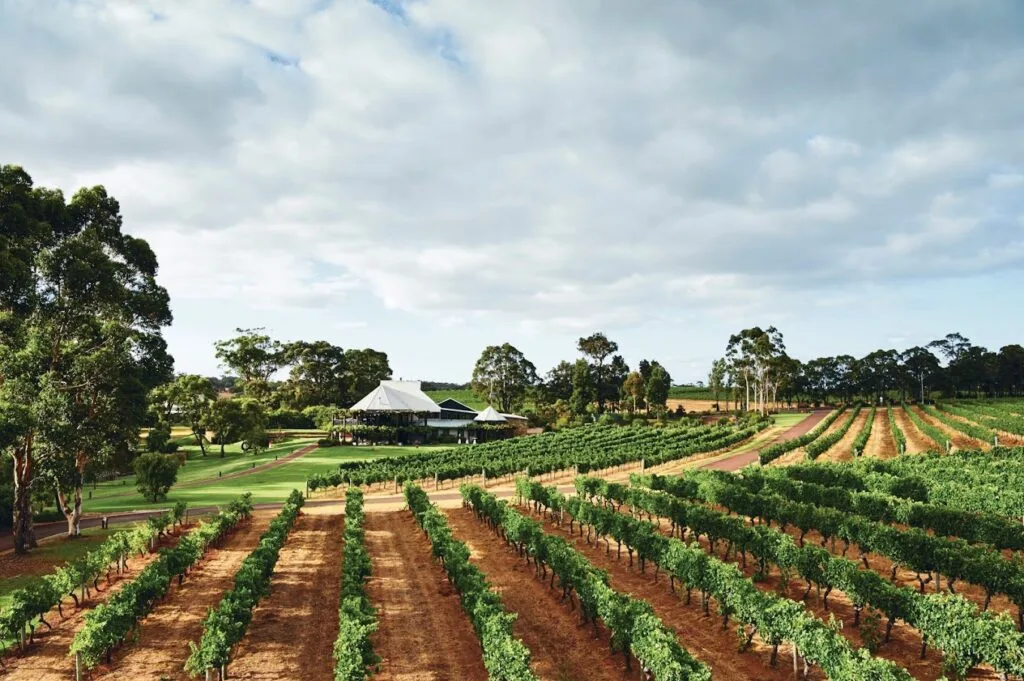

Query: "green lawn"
left=771, top=412, right=812, bottom=429
left=79, top=443, right=453, bottom=513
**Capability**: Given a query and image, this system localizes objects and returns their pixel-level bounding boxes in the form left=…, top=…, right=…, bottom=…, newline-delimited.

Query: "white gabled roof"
left=350, top=380, right=440, bottom=413
left=500, top=412, right=528, bottom=421
left=474, top=406, right=507, bottom=423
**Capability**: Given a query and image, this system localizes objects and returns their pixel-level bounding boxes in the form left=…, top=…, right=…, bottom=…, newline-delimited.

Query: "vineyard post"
left=946, top=440, right=952, bottom=454
left=434, top=472, right=439, bottom=490
left=640, top=458, right=645, bottom=472
left=994, top=434, right=999, bottom=447
left=75, top=653, right=81, bottom=681
left=393, top=476, right=398, bottom=494
left=482, top=468, right=487, bottom=487
left=792, top=644, right=798, bottom=675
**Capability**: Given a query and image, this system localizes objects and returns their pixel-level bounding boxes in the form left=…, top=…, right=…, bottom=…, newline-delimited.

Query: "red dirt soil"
left=0, top=528, right=189, bottom=680
left=364, top=511, right=488, bottom=681
left=445, top=507, right=629, bottom=681
left=911, top=406, right=985, bottom=451
left=704, top=411, right=829, bottom=472
left=864, top=411, right=898, bottom=459
left=227, top=508, right=344, bottom=680
left=893, top=408, right=935, bottom=454
left=519, top=510, right=798, bottom=680
left=88, top=511, right=275, bottom=681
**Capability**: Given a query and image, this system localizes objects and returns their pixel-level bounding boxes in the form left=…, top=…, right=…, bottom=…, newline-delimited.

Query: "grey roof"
left=474, top=406, right=507, bottom=423
left=350, top=380, right=440, bottom=414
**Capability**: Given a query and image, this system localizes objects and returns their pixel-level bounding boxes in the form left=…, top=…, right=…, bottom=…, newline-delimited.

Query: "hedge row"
left=333, top=488, right=378, bottom=680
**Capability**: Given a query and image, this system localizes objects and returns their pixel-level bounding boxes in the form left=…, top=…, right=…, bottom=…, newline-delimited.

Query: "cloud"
left=3, top=0, right=1024, bottom=360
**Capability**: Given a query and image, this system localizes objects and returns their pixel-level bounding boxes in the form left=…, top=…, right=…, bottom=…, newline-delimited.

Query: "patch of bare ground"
left=578, top=504, right=1002, bottom=681
left=864, top=413, right=898, bottom=459
left=911, top=406, right=986, bottom=451
left=893, top=408, right=935, bottom=454
left=445, top=507, right=629, bottom=681
left=87, top=511, right=275, bottom=681
left=364, top=511, right=488, bottom=681
left=0, top=527, right=191, bottom=680
left=519, top=509, right=804, bottom=681
left=818, top=409, right=870, bottom=463
left=227, top=510, right=344, bottom=680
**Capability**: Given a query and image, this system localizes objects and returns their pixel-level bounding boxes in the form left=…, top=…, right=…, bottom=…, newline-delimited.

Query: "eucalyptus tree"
left=725, top=326, right=786, bottom=415
left=1, top=172, right=172, bottom=542
left=470, top=343, right=538, bottom=413
left=214, top=327, right=285, bottom=402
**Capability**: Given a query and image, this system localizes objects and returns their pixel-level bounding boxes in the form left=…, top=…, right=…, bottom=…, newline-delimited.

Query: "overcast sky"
left=4, top=1, right=1024, bottom=383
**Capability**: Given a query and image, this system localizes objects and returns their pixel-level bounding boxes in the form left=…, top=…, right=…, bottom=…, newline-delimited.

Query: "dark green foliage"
left=333, top=488, right=377, bottom=680
left=133, top=452, right=181, bottom=502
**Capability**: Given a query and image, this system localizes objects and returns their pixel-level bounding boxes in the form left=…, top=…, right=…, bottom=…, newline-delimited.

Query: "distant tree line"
left=705, top=328, right=1024, bottom=410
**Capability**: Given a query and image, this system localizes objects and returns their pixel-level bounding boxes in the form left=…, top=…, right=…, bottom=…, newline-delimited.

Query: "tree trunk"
left=194, top=427, right=207, bottom=456
left=12, top=438, right=38, bottom=554
left=57, top=484, right=83, bottom=538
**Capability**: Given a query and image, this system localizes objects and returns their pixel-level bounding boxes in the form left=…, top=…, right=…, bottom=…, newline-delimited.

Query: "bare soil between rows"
left=89, top=511, right=275, bottom=681
left=364, top=511, right=488, bottom=681
left=0, top=528, right=190, bottom=680
left=893, top=408, right=935, bottom=454
left=910, top=406, right=986, bottom=451
left=227, top=509, right=344, bottom=680
left=864, top=410, right=898, bottom=459
left=445, top=506, right=629, bottom=681
left=517, top=509, right=799, bottom=680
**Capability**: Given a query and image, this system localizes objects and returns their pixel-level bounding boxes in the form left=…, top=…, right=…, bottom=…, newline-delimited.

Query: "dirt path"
left=445, top=507, right=628, bottom=681
left=87, top=511, right=275, bottom=681
left=911, top=406, right=985, bottom=451
left=522, top=511, right=802, bottom=680
left=864, top=411, right=898, bottom=459
left=364, top=511, right=488, bottom=681
left=704, top=411, right=828, bottom=471
left=227, top=508, right=343, bottom=680
left=893, top=408, right=934, bottom=454
left=0, top=530, right=187, bottom=680
left=819, top=409, right=870, bottom=463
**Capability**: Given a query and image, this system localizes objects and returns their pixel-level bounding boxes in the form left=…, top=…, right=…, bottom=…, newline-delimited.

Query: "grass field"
left=78, top=440, right=454, bottom=513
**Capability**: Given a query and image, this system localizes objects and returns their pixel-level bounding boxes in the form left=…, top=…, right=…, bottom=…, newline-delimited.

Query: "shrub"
left=133, top=453, right=181, bottom=502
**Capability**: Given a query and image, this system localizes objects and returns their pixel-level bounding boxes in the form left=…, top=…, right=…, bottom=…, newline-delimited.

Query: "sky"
left=3, top=0, right=1024, bottom=384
